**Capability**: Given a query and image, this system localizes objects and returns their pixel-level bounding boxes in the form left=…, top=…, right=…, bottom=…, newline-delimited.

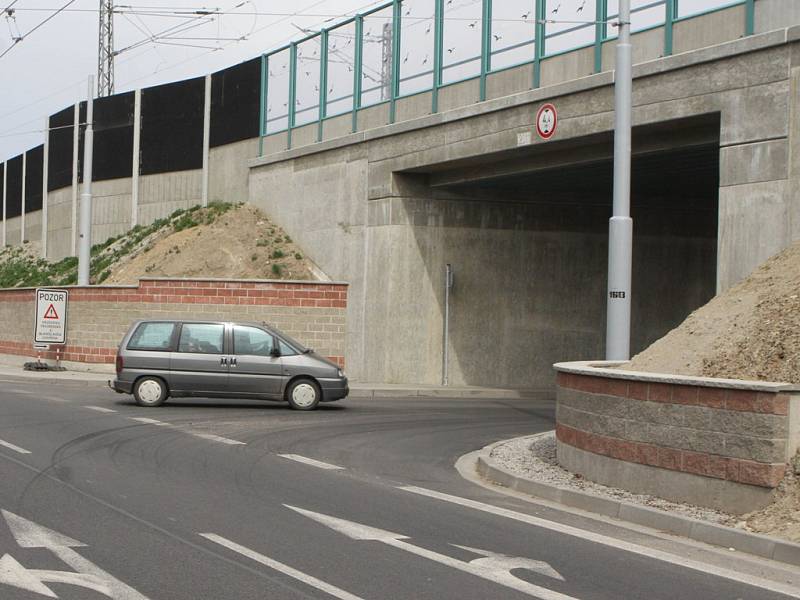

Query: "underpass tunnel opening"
left=404, top=116, right=720, bottom=389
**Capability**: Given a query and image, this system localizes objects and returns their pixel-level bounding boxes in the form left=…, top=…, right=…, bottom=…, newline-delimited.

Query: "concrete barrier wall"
left=554, top=361, right=800, bottom=514
left=0, top=278, right=347, bottom=366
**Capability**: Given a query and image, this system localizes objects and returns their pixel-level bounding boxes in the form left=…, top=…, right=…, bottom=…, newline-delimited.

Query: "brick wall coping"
left=139, top=277, right=348, bottom=286
left=554, top=361, right=800, bottom=394
left=0, top=278, right=348, bottom=293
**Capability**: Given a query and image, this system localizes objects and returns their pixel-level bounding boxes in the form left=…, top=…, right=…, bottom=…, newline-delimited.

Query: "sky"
left=0, top=0, right=389, bottom=159
left=0, top=0, right=732, bottom=161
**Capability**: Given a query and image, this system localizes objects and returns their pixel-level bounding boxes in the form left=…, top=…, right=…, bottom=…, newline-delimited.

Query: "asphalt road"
left=0, top=377, right=798, bottom=600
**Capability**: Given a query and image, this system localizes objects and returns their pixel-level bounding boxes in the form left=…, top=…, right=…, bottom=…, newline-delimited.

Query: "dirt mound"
left=624, top=242, right=800, bottom=542
left=626, top=241, right=800, bottom=384
left=105, top=205, right=319, bottom=284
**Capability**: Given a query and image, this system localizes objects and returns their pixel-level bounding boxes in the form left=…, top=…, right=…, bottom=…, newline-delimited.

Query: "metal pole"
left=78, top=76, right=95, bottom=286
left=71, top=103, right=80, bottom=255
left=605, top=0, right=633, bottom=361
left=1, top=160, right=6, bottom=247
left=41, top=117, right=49, bottom=259
left=201, top=74, right=211, bottom=207
left=131, top=88, right=141, bottom=227
left=442, top=263, right=453, bottom=386
left=20, top=152, right=26, bottom=244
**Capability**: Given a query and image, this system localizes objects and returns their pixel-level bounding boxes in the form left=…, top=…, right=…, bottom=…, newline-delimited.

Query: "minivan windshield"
left=268, top=328, right=309, bottom=354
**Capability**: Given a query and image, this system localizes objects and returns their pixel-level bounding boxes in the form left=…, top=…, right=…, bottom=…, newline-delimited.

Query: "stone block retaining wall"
left=554, top=361, right=800, bottom=514
left=0, top=278, right=347, bottom=366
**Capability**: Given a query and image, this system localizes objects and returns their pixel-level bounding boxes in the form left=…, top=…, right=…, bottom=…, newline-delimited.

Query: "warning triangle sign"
left=43, top=304, right=59, bottom=320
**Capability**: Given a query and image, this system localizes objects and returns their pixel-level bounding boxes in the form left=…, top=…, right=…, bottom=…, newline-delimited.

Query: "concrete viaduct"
left=2, top=0, right=800, bottom=388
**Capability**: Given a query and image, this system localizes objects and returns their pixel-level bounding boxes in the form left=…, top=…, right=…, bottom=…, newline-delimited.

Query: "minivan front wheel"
left=286, top=379, right=320, bottom=411
left=134, top=377, right=167, bottom=407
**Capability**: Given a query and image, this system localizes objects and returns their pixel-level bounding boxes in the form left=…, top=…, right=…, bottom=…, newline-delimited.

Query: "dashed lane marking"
left=200, top=533, right=365, bottom=600
left=84, top=406, right=117, bottom=413
left=278, top=454, right=344, bottom=470
left=0, top=440, right=32, bottom=455
left=129, top=417, right=245, bottom=446
left=399, top=486, right=800, bottom=599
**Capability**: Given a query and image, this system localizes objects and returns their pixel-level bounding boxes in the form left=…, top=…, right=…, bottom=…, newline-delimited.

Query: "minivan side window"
left=127, top=322, right=176, bottom=351
left=178, top=323, right=224, bottom=354
left=233, top=326, right=275, bottom=357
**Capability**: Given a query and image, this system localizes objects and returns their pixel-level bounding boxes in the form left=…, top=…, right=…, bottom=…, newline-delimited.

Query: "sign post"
left=34, top=289, right=68, bottom=359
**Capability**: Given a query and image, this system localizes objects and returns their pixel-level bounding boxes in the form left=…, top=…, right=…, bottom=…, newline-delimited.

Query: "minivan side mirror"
left=270, top=347, right=281, bottom=358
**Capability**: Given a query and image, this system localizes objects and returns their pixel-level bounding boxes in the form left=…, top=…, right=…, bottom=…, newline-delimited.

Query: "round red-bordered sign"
left=535, top=103, right=557, bottom=140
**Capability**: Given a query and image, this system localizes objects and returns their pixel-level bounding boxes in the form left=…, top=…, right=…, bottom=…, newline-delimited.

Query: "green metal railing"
left=259, top=0, right=753, bottom=153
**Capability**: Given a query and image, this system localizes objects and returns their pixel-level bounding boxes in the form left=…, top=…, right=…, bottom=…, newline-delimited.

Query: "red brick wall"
left=0, top=278, right=347, bottom=365
left=556, top=370, right=792, bottom=489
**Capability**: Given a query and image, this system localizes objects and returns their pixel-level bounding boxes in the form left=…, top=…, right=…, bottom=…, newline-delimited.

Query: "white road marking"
left=0, top=440, right=31, bottom=455
left=192, top=432, right=247, bottom=446
left=278, top=454, right=344, bottom=470
left=7, top=389, right=33, bottom=394
left=285, top=505, right=576, bottom=600
left=85, top=406, right=117, bottom=413
left=130, top=417, right=165, bottom=426
left=399, top=486, right=800, bottom=599
left=41, top=396, right=67, bottom=403
left=0, top=554, right=112, bottom=598
left=2, top=510, right=149, bottom=599
left=200, top=533, right=365, bottom=600
left=129, top=417, right=245, bottom=445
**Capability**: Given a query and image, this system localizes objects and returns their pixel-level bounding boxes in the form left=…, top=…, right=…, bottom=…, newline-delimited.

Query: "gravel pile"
left=490, top=432, right=731, bottom=524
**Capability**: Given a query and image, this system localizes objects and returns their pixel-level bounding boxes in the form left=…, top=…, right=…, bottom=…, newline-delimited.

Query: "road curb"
left=474, top=434, right=800, bottom=568
left=348, top=388, right=546, bottom=400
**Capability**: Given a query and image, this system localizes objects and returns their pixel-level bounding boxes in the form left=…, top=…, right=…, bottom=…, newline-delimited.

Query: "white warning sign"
left=34, top=289, right=68, bottom=344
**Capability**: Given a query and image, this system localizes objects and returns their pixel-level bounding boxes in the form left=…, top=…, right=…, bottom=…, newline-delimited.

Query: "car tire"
left=133, top=377, right=167, bottom=407
left=286, top=378, right=321, bottom=411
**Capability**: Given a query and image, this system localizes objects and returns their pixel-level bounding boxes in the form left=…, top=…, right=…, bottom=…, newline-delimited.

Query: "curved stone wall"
left=554, top=361, right=799, bottom=514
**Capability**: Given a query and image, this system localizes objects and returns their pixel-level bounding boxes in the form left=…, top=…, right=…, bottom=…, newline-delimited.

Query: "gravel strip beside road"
left=490, top=432, right=731, bottom=524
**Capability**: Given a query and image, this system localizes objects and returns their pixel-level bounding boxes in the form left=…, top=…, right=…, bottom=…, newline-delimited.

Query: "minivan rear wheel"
left=134, top=377, right=167, bottom=407
left=286, top=379, right=320, bottom=411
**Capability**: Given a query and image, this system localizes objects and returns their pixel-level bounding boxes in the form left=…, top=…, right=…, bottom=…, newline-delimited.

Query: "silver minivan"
left=110, top=320, right=348, bottom=410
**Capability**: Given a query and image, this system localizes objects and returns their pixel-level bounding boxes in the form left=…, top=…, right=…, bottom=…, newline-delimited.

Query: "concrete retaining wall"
left=554, top=361, right=800, bottom=514
left=0, top=278, right=347, bottom=366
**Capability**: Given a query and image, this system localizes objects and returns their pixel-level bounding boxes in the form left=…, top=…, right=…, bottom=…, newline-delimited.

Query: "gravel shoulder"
left=493, top=432, right=800, bottom=543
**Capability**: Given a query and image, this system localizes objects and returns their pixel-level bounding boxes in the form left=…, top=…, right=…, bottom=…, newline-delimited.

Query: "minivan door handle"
left=220, top=356, right=228, bottom=366
left=230, top=357, right=237, bottom=367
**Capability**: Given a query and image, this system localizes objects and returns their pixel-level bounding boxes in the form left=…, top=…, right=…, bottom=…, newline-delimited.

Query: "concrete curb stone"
left=475, top=434, right=800, bottom=568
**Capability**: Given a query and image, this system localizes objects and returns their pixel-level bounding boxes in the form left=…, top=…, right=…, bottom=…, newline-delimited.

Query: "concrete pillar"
left=202, top=73, right=211, bottom=207
left=789, top=45, right=800, bottom=243
left=20, top=152, right=26, bottom=245
left=132, top=88, right=141, bottom=228
left=1, top=160, right=6, bottom=247
left=41, top=117, right=49, bottom=259
left=71, top=102, right=80, bottom=256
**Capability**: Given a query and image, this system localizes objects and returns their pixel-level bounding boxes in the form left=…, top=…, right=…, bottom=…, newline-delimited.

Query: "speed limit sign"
left=536, top=103, right=557, bottom=140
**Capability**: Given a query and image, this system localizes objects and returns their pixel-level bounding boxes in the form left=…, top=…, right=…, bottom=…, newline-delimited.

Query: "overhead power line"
left=0, top=0, right=79, bottom=60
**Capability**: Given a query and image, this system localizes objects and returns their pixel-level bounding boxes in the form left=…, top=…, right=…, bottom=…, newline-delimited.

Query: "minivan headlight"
left=337, top=369, right=345, bottom=378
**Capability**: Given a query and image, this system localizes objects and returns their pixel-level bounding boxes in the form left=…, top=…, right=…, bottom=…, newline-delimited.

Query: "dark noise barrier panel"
left=140, top=77, right=204, bottom=175
left=5, top=155, right=23, bottom=219
left=210, top=58, right=260, bottom=147
left=93, top=92, right=134, bottom=181
left=48, top=106, right=75, bottom=192
left=25, top=145, right=44, bottom=213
